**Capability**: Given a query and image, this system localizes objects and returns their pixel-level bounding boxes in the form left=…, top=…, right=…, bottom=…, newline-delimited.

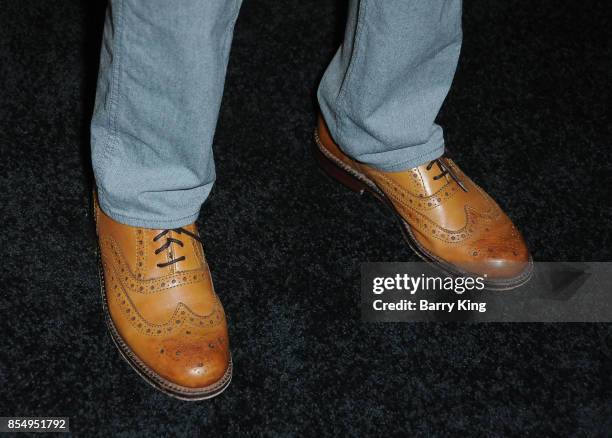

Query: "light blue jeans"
left=91, top=0, right=462, bottom=229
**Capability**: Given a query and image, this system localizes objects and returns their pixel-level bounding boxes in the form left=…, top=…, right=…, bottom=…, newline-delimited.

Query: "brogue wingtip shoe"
left=314, top=115, right=533, bottom=290
left=94, top=195, right=232, bottom=400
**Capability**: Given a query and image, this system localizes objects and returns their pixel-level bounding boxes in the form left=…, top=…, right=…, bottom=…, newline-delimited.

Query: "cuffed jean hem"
left=356, top=143, right=445, bottom=172
left=97, top=188, right=200, bottom=229
left=318, top=104, right=445, bottom=173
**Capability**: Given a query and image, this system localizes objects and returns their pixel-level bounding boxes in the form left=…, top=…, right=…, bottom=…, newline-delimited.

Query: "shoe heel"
left=313, top=143, right=367, bottom=195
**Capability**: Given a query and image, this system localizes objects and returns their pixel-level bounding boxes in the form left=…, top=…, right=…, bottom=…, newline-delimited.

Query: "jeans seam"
left=200, top=0, right=240, bottom=185
left=335, top=0, right=368, bottom=139
left=99, top=0, right=125, bottom=175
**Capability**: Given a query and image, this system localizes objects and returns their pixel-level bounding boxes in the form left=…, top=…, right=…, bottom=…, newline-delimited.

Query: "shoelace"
left=425, top=157, right=468, bottom=192
left=153, top=228, right=203, bottom=268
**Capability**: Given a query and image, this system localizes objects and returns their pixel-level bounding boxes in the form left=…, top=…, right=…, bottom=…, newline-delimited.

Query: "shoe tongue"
left=381, top=162, right=453, bottom=198
left=140, top=225, right=203, bottom=277
left=415, top=162, right=452, bottom=196
left=164, top=226, right=203, bottom=273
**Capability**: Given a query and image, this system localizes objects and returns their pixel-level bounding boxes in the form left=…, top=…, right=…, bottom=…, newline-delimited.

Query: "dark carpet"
left=1, top=0, right=611, bottom=436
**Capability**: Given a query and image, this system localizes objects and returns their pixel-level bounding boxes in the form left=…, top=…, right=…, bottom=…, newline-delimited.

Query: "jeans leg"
left=91, top=0, right=242, bottom=229
left=318, top=0, right=462, bottom=171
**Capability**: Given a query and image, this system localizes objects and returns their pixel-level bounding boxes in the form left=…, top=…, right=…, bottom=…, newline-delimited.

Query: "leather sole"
left=97, top=254, right=233, bottom=400
left=313, top=130, right=533, bottom=291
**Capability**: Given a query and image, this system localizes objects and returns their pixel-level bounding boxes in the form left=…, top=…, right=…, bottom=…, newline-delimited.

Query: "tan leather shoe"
left=314, top=116, right=532, bottom=289
left=94, top=195, right=231, bottom=400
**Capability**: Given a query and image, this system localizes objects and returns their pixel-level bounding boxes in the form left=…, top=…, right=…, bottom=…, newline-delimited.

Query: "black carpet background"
left=1, top=0, right=611, bottom=436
